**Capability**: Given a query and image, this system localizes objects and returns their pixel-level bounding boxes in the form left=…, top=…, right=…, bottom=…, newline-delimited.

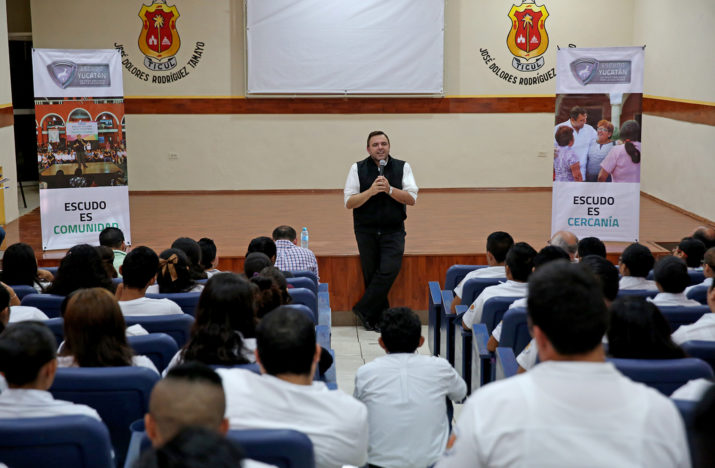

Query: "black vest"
left=353, top=156, right=406, bottom=233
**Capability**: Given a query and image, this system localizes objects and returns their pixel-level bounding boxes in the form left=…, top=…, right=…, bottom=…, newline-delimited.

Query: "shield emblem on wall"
left=138, top=1, right=181, bottom=60
left=507, top=2, right=549, bottom=60
left=47, top=61, right=78, bottom=89
left=570, top=58, right=600, bottom=85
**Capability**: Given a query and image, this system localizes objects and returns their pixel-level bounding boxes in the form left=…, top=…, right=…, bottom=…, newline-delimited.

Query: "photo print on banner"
left=32, top=48, right=131, bottom=250
left=551, top=47, right=645, bottom=242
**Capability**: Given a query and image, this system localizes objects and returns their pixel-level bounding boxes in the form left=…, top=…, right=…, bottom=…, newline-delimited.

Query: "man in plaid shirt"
left=272, top=225, right=319, bottom=280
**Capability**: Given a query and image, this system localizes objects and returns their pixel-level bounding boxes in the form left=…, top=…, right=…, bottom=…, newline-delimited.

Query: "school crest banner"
left=32, top=48, right=131, bottom=250
left=551, top=47, right=644, bottom=242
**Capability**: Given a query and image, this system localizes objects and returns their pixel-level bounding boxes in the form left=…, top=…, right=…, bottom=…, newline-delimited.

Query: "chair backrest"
left=286, top=276, right=317, bottom=295
left=672, top=398, right=698, bottom=467
left=228, top=429, right=315, bottom=468
left=284, top=303, right=317, bottom=325
left=444, top=265, right=485, bottom=290
left=44, top=266, right=59, bottom=276
left=0, top=415, right=114, bottom=468
left=145, top=292, right=201, bottom=316
left=616, top=289, right=659, bottom=299
left=647, top=270, right=705, bottom=286
left=20, top=293, right=65, bottom=318
left=287, top=288, right=317, bottom=321
left=686, top=285, right=709, bottom=305
left=659, top=305, right=709, bottom=331
left=127, top=333, right=179, bottom=373
left=461, top=277, right=504, bottom=306
left=49, top=366, right=160, bottom=467
left=8, top=284, right=38, bottom=299
left=609, top=357, right=714, bottom=396
left=680, top=340, right=715, bottom=371
left=499, top=307, right=531, bottom=355
left=45, top=317, right=65, bottom=345
left=481, top=296, right=521, bottom=333
left=123, top=314, right=195, bottom=348
left=112, top=277, right=122, bottom=287
left=286, top=270, right=318, bottom=291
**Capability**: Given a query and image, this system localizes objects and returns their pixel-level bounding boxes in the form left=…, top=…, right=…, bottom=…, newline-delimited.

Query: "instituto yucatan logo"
left=570, top=58, right=632, bottom=86
left=506, top=0, right=549, bottom=72
left=138, top=0, right=181, bottom=71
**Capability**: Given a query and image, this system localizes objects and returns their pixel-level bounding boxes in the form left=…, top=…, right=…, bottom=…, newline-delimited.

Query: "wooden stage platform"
left=4, top=188, right=712, bottom=316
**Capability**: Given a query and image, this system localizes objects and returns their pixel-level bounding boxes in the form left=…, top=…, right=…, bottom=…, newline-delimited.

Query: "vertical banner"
left=551, top=47, right=644, bottom=242
left=32, top=49, right=131, bottom=250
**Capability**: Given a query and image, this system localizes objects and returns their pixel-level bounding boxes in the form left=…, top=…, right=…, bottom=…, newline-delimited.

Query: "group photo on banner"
left=551, top=46, right=645, bottom=242
left=32, top=48, right=131, bottom=250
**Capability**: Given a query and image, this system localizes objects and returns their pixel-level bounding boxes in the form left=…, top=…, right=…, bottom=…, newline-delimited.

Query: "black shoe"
left=353, top=309, right=379, bottom=332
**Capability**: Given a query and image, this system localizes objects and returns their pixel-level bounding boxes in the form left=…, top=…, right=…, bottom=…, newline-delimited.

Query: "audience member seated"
left=96, top=245, right=119, bottom=279
left=436, top=261, right=689, bottom=467
left=218, top=306, right=368, bottom=468
left=354, top=307, right=466, bottom=467
left=450, top=231, right=513, bottom=314
left=461, top=242, right=536, bottom=329
left=0, top=322, right=100, bottom=420
left=618, top=243, right=657, bottom=290
left=577, top=236, right=606, bottom=259
left=243, top=252, right=273, bottom=279
left=172, top=237, right=208, bottom=280
left=99, top=226, right=127, bottom=276
left=649, top=256, right=701, bottom=307
left=693, top=226, right=715, bottom=250
left=164, top=273, right=257, bottom=374
left=272, top=225, right=319, bottom=279
left=147, top=249, right=204, bottom=294
left=488, top=245, right=570, bottom=351
left=607, top=295, right=686, bottom=359
left=46, top=244, right=114, bottom=296
left=250, top=268, right=292, bottom=319
left=549, top=230, right=578, bottom=260
left=135, top=426, right=247, bottom=468
left=672, top=281, right=715, bottom=345
left=198, top=237, right=221, bottom=277
left=674, top=237, right=707, bottom=270
left=0, top=242, right=53, bottom=292
left=246, top=236, right=277, bottom=265
left=517, top=255, right=619, bottom=372
left=0, top=287, right=11, bottom=334
left=58, top=288, right=158, bottom=374
left=115, top=246, right=183, bottom=316
left=685, top=246, right=715, bottom=294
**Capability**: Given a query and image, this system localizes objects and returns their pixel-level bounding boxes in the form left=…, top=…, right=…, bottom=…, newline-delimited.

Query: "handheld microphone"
left=378, top=159, right=386, bottom=176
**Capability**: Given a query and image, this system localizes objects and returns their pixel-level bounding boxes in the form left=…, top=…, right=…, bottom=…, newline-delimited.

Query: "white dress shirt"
left=554, top=120, right=597, bottom=181
left=218, top=368, right=368, bottom=468
left=648, top=292, right=702, bottom=307
left=0, top=388, right=101, bottom=421
left=462, top=281, right=528, bottom=328
left=162, top=338, right=257, bottom=377
left=57, top=354, right=159, bottom=374
left=684, top=277, right=712, bottom=295
left=671, top=378, right=714, bottom=401
left=8, top=306, right=49, bottom=322
left=343, top=158, right=418, bottom=207
left=491, top=296, right=528, bottom=341
left=119, top=297, right=184, bottom=316
left=436, top=361, right=690, bottom=468
left=619, top=276, right=658, bottom=291
left=671, top=313, right=715, bottom=344
left=516, top=338, right=538, bottom=370
left=354, top=353, right=466, bottom=468
left=453, top=266, right=507, bottom=299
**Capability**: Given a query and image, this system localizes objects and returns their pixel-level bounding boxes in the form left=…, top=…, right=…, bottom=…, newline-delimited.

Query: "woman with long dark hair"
left=146, top=249, right=203, bottom=294
left=46, top=244, right=113, bottom=296
left=598, top=120, right=642, bottom=183
left=0, top=243, right=53, bottom=293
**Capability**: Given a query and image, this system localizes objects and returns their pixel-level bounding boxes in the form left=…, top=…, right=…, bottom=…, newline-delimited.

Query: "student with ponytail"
left=597, top=120, right=642, bottom=183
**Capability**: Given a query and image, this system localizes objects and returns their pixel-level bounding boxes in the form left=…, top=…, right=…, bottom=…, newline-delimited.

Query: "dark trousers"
left=353, top=230, right=405, bottom=324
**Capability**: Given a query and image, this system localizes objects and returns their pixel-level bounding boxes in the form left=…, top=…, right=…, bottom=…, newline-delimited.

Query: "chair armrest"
left=317, top=291, right=331, bottom=328
left=495, top=347, right=518, bottom=380
left=441, top=289, right=455, bottom=316
left=315, top=325, right=331, bottom=350
left=429, top=281, right=442, bottom=307
left=473, top=324, right=491, bottom=359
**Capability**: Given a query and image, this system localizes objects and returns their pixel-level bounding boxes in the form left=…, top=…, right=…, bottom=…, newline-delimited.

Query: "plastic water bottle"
left=300, top=227, right=309, bottom=249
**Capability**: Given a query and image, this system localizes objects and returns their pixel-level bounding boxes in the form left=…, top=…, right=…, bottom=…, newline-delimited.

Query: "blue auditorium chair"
left=112, top=277, right=122, bottom=288
left=445, top=265, right=485, bottom=291
left=609, top=357, right=713, bottom=396
left=287, top=288, right=318, bottom=321
left=287, top=270, right=318, bottom=291
left=20, top=293, right=64, bottom=318
left=616, top=289, right=658, bottom=299
left=647, top=269, right=705, bottom=286
left=49, top=366, right=160, bottom=467
left=285, top=302, right=317, bottom=325
left=128, top=333, right=179, bottom=373
left=494, top=347, right=519, bottom=380
left=145, top=292, right=200, bottom=316
left=43, top=266, right=59, bottom=276
left=672, top=399, right=698, bottom=467
left=286, top=276, right=317, bottom=295
left=7, top=284, right=37, bottom=299
left=123, top=314, right=195, bottom=347
left=659, top=305, right=709, bottom=331
left=0, top=415, right=114, bottom=468
left=498, top=307, right=531, bottom=356
left=44, top=317, right=64, bottom=345
left=681, top=340, right=715, bottom=371
left=686, top=285, right=709, bottom=305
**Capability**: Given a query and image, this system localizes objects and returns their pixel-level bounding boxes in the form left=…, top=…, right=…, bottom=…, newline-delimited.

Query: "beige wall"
left=6, top=0, right=30, bottom=34
left=0, top=0, right=20, bottom=222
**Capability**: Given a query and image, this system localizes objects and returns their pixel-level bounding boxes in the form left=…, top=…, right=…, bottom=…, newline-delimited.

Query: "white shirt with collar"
left=619, top=276, right=658, bottom=291
left=671, top=313, right=715, bottom=344
left=343, top=158, right=418, bottom=207
left=436, top=361, right=690, bottom=468
left=516, top=338, right=538, bottom=370
left=453, top=266, right=507, bottom=300
left=554, top=120, right=597, bottom=181
left=145, top=284, right=204, bottom=294
left=354, top=353, right=466, bottom=468
left=218, top=368, right=368, bottom=468
left=119, top=297, right=184, bottom=316
left=648, top=292, right=702, bottom=307
left=8, top=306, right=49, bottom=323
left=56, top=354, right=159, bottom=375
left=684, top=277, right=712, bottom=295
left=671, top=378, right=714, bottom=401
left=462, top=280, right=528, bottom=328
left=162, top=337, right=257, bottom=377
left=491, top=296, right=528, bottom=341
left=0, top=388, right=101, bottom=421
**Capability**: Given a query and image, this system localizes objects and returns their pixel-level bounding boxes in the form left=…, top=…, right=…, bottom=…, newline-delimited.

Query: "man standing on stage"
left=344, top=131, right=418, bottom=331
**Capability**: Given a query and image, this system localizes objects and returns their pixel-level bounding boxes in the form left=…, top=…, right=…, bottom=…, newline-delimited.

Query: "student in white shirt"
left=649, top=256, right=702, bottom=307
left=450, top=231, right=513, bottom=314
left=684, top=246, right=715, bottom=295
left=354, top=307, right=466, bottom=467
left=437, top=261, right=690, bottom=468
left=462, top=242, right=536, bottom=329
left=115, top=246, right=184, bottom=317
left=145, top=249, right=204, bottom=294
left=219, top=306, right=368, bottom=468
left=0, top=321, right=101, bottom=421
left=672, top=281, right=715, bottom=344
left=576, top=236, right=606, bottom=260
left=198, top=237, right=222, bottom=278
left=618, top=242, right=658, bottom=290
left=674, top=236, right=706, bottom=271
